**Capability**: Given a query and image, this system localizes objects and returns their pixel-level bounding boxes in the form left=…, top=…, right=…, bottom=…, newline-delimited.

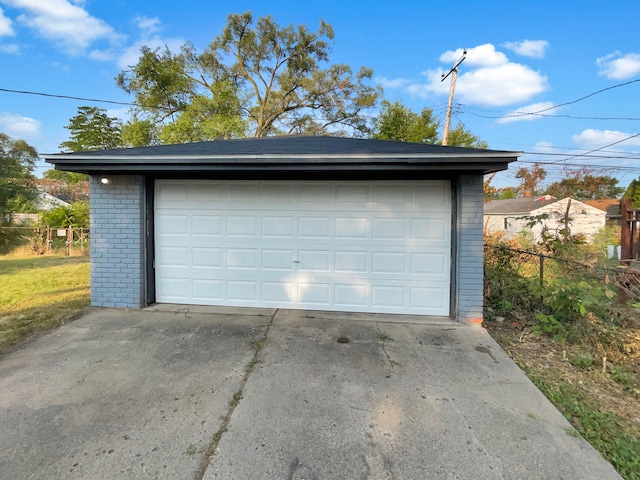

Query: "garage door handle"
left=293, top=260, right=300, bottom=263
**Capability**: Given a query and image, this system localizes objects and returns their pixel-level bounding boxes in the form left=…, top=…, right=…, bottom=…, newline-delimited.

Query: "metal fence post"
left=539, top=253, right=545, bottom=287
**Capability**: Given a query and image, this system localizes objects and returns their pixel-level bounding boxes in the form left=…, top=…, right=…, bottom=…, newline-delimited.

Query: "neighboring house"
left=11, top=190, right=71, bottom=224
left=36, top=190, right=72, bottom=211
left=484, top=196, right=606, bottom=241
left=44, top=136, right=518, bottom=324
left=584, top=199, right=621, bottom=226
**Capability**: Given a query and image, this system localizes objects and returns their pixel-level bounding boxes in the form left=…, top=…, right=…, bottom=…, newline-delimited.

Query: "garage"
left=154, top=180, right=451, bottom=315
left=43, top=135, right=518, bottom=322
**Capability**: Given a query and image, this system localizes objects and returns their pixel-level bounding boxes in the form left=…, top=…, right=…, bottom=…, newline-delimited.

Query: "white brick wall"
left=456, top=175, right=484, bottom=324
left=90, top=175, right=145, bottom=308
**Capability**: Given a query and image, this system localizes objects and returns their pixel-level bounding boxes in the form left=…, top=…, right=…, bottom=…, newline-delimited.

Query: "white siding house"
left=484, top=196, right=606, bottom=242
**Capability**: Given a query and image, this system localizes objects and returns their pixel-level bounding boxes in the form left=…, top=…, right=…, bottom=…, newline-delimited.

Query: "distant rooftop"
left=484, top=196, right=558, bottom=215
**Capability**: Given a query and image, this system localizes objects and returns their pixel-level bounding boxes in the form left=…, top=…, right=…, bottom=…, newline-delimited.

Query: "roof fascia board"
left=44, top=152, right=521, bottom=161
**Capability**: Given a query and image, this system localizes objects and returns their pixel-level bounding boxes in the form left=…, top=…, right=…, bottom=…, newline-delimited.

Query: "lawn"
left=0, top=255, right=90, bottom=355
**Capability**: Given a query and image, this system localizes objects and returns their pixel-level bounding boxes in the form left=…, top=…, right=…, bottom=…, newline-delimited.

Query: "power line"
left=460, top=78, right=640, bottom=121
left=549, top=132, right=640, bottom=164
left=0, top=87, right=146, bottom=109
left=493, top=78, right=640, bottom=120
left=469, top=110, right=640, bottom=122
left=529, top=78, right=640, bottom=114
left=516, top=160, right=640, bottom=171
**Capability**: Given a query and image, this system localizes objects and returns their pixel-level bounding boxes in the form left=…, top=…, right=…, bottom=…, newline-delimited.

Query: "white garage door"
left=155, top=180, right=451, bottom=315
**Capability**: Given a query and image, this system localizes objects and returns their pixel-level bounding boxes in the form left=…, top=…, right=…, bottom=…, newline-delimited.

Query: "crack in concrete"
left=193, top=308, right=278, bottom=480
left=376, top=323, right=398, bottom=370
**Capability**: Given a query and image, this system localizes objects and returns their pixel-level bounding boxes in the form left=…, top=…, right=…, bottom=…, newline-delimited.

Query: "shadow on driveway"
left=0, top=307, right=621, bottom=479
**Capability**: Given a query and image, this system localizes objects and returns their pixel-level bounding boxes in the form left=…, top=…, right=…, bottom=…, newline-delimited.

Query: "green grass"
left=0, top=255, right=90, bottom=354
left=530, top=372, right=640, bottom=480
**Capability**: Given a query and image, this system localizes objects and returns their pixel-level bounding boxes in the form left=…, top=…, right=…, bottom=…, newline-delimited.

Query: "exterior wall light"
left=100, top=176, right=110, bottom=185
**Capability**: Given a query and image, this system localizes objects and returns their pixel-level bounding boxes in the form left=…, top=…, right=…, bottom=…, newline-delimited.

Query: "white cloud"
left=503, top=40, right=549, bottom=59
left=116, top=35, right=184, bottom=70
left=134, top=15, right=161, bottom=35
left=0, top=42, right=18, bottom=53
left=397, top=43, right=549, bottom=108
left=375, top=76, right=411, bottom=89
left=0, top=111, right=41, bottom=138
left=440, top=44, right=508, bottom=67
left=457, top=63, right=548, bottom=106
left=0, top=6, right=13, bottom=35
left=572, top=129, right=640, bottom=149
left=497, top=101, right=556, bottom=124
left=596, top=51, right=640, bottom=80
left=1, top=0, right=124, bottom=55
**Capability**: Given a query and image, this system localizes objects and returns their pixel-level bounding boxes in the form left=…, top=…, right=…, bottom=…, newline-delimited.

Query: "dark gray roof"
left=484, top=197, right=559, bottom=214
left=44, top=135, right=519, bottom=176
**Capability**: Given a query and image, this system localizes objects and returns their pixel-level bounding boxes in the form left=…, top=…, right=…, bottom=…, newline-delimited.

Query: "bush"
left=0, top=224, right=27, bottom=254
left=40, top=201, right=89, bottom=229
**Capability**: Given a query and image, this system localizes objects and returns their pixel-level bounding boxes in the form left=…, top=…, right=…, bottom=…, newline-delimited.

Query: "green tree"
left=117, top=11, right=381, bottom=143
left=40, top=201, right=89, bottom=229
left=121, top=116, right=158, bottom=147
left=544, top=173, right=624, bottom=200
left=60, top=106, right=122, bottom=152
left=371, top=101, right=487, bottom=148
left=623, top=178, right=640, bottom=208
left=496, top=187, right=517, bottom=199
left=445, top=124, right=489, bottom=149
left=0, top=133, right=37, bottom=220
left=372, top=100, right=440, bottom=143
left=42, top=170, right=87, bottom=184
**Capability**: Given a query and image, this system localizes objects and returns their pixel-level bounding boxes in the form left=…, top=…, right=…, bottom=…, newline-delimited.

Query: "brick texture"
left=89, top=175, right=145, bottom=308
left=456, top=175, right=484, bottom=324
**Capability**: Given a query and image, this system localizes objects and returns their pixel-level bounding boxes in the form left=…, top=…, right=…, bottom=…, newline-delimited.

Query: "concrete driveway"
left=0, top=306, right=621, bottom=479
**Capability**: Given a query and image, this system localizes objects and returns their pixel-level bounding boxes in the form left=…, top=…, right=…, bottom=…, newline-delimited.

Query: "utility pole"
left=441, top=49, right=466, bottom=146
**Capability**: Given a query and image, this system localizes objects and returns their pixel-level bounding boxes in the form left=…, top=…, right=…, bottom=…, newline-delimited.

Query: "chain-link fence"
left=0, top=226, right=89, bottom=256
left=484, top=243, right=640, bottom=305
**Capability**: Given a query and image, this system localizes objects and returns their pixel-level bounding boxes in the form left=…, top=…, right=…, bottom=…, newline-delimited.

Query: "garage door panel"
left=227, top=281, right=258, bottom=301
left=372, top=252, right=406, bottom=274
left=155, top=180, right=451, bottom=315
left=192, top=215, right=223, bottom=236
left=298, top=282, right=330, bottom=305
left=335, top=217, right=368, bottom=238
left=298, top=217, right=331, bottom=238
left=226, top=248, right=258, bottom=269
left=193, top=279, right=223, bottom=302
left=372, top=218, right=406, bottom=239
left=334, top=284, right=368, bottom=307
left=192, top=247, right=223, bottom=268
left=262, top=282, right=295, bottom=303
left=413, top=184, right=450, bottom=209
left=297, top=250, right=331, bottom=272
left=156, top=277, right=189, bottom=301
left=372, top=186, right=412, bottom=204
left=299, top=185, right=332, bottom=204
left=156, top=214, right=189, bottom=235
left=335, top=250, right=368, bottom=273
left=226, top=216, right=259, bottom=237
left=410, top=286, right=448, bottom=310
left=372, top=286, right=405, bottom=308
left=411, top=217, right=451, bottom=242
left=411, top=252, right=448, bottom=276
left=156, top=246, right=188, bottom=266
left=262, top=217, right=295, bottom=237
left=262, top=249, right=295, bottom=271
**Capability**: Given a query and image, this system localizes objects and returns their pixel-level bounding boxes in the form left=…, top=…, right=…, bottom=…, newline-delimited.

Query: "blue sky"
left=0, top=0, right=639, bottom=191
